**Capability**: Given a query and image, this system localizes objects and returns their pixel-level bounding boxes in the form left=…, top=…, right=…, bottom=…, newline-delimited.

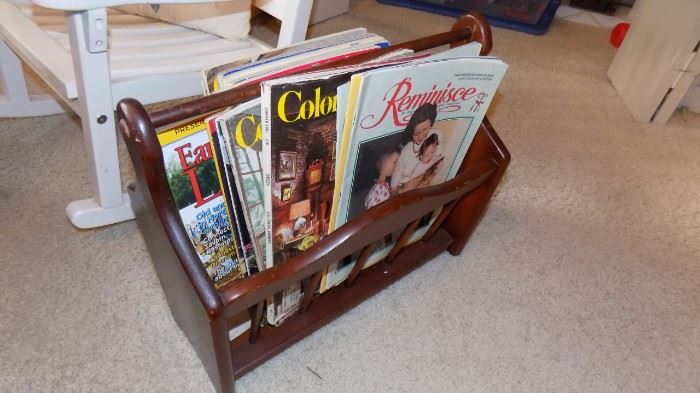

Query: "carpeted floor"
left=1, top=1, right=699, bottom=392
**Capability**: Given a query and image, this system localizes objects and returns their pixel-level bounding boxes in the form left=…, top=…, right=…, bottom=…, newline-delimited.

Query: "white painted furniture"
left=607, top=0, right=700, bottom=124
left=309, top=0, right=348, bottom=24
left=0, top=0, right=312, bottom=228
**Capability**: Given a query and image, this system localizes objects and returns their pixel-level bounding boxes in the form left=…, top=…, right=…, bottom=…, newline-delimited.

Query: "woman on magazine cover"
left=390, top=103, right=443, bottom=194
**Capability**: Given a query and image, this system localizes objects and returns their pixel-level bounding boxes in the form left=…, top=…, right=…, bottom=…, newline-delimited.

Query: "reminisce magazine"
left=325, top=52, right=508, bottom=290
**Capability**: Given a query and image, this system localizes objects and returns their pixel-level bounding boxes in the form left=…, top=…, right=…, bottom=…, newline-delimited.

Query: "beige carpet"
left=1, top=1, right=699, bottom=392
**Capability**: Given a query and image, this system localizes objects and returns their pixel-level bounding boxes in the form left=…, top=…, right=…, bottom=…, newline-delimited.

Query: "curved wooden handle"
left=149, top=13, right=494, bottom=127
left=450, top=12, right=492, bottom=55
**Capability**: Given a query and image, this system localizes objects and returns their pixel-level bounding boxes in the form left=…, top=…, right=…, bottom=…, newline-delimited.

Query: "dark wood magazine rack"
left=117, top=13, right=509, bottom=393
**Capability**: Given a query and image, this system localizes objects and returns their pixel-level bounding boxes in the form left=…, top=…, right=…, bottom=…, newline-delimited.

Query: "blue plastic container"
left=376, top=0, right=562, bottom=35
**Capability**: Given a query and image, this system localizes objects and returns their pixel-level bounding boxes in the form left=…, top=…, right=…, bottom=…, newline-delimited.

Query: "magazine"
left=201, top=28, right=368, bottom=93
left=206, top=113, right=259, bottom=275
left=217, top=99, right=267, bottom=273
left=325, top=53, right=508, bottom=290
left=158, top=121, right=247, bottom=288
left=203, top=29, right=388, bottom=94
left=329, top=42, right=485, bottom=230
left=259, top=71, right=345, bottom=325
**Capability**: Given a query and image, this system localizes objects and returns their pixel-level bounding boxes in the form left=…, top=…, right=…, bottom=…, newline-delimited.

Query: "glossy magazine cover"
left=158, top=121, right=246, bottom=288
left=326, top=54, right=507, bottom=290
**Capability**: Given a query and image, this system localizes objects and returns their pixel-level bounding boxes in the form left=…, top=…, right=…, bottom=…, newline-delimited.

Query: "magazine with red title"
left=325, top=53, right=508, bottom=290
left=158, top=121, right=247, bottom=288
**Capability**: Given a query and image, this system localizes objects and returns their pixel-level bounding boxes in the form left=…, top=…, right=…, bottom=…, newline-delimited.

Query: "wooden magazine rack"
left=118, top=13, right=509, bottom=393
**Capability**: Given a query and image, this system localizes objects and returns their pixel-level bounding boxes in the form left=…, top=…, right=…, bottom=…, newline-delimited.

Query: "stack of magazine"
left=158, top=30, right=508, bottom=331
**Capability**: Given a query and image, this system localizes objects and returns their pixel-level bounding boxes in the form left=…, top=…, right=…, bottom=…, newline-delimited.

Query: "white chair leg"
left=254, top=0, right=311, bottom=47
left=277, top=0, right=312, bottom=46
left=64, top=9, right=134, bottom=228
left=0, top=39, right=63, bottom=117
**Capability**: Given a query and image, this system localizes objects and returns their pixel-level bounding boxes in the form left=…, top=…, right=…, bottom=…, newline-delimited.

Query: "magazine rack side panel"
left=444, top=117, right=510, bottom=255
left=117, top=101, right=235, bottom=393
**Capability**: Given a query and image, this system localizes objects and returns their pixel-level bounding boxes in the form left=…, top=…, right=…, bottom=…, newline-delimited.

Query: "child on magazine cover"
left=391, top=103, right=442, bottom=194
left=408, top=133, right=443, bottom=182
left=364, top=146, right=401, bottom=209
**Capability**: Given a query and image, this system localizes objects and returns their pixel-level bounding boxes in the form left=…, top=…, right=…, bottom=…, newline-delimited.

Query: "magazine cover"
left=328, top=41, right=484, bottom=230
left=218, top=99, right=267, bottom=272
left=325, top=55, right=508, bottom=290
left=158, top=121, right=247, bottom=288
left=207, top=114, right=259, bottom=275
left=260, top=72, right=348, bottom=325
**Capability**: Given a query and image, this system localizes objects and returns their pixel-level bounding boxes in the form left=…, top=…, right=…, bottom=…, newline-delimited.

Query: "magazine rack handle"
left=449, top=12, right=492, bottom=54
left=148, top=12, right=493, bottom=129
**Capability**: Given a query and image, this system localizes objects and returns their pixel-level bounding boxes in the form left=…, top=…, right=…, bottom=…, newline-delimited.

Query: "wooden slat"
left=17, top=6, right=64, bottom=17
left=108, top=22, right=189, bottom=36
left=111, top=73, right=202, bottom=105
left=22, top=6, right=152, bottom=24
left=299, top=271, right=323, bottom=313
left=40, top=24, right=225, bottom=49
left=109, top=30, right=218, bottom=49
left=36, top=21, right=186, bottom=36
left=346, top=241, right=378, bottom=287
left=247, top=302, right=264, bottom=344
left=422, top=200, right=458, bottom=241
left=45, top=29, right=253, bottom=58
left=386, top=219, right=421, bottom=263
left=108, top=39, right=252, bottom=62
left=33, top=0, right=247, bottom=11
left=27, top=14, right=152, bottom=26
left=109, top=46, right=262, bottom=78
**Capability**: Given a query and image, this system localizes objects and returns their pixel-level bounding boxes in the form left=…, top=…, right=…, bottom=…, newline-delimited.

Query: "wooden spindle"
left=386, top=219, right=421, bottom=263
left=300, top=271, right=323, bottom=313
left=248, top=302, right=265, bottom=344
left=422, top=200, right=459, bottom=241
left=345, top=241, right=379, bottom=287
left=248, top=302, right=264, bottom=344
